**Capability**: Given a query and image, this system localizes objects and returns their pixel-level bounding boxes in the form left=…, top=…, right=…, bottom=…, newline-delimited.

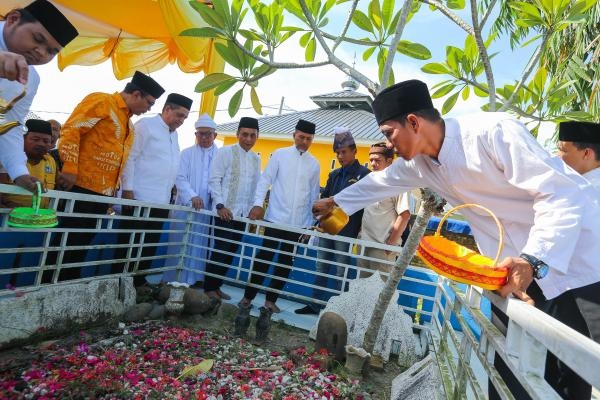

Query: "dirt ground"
left=0, top=301, right=404, bottom=399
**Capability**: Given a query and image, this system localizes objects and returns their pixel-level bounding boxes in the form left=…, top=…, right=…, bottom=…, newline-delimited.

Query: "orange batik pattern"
left=416, top=204, right=508, bottom=291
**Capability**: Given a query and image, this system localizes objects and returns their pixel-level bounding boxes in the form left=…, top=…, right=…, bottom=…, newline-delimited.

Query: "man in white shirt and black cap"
left=557, top=121, right=600, bottom=191
left=118, top=93, right=193, bottom=287
left=204, top=117, right=261, bottom=303
left=311, top=79, right=600, bottom=399
left=237, top=119, right=320, bottom=317
left=162, top=113, right=219, bottom=286
left=0, top=0, right=78, bottom=192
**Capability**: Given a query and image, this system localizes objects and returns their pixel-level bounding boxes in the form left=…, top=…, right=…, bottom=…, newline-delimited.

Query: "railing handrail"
left=2, top=184, right=600, bottom=398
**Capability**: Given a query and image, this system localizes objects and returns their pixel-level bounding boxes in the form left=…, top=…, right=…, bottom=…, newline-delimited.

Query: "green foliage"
left=184, top=0, right=598, bottom=123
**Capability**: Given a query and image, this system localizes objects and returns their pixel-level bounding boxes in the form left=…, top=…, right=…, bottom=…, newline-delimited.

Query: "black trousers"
left=45, top=186, right=109, bottom=282
left=203, top=218, right=246, bottom=292
left=243, top=226, right=301, bottom=303
left=489, top=280, right=600, bottom=400
left=114, top=207, right=169, bottom=286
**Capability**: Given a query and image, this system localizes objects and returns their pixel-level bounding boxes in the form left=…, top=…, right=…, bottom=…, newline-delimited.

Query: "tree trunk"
left=362, top=188, right=446, bottom=355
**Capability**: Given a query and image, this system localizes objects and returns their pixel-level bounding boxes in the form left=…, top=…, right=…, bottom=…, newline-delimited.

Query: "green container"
left=7, top=182, right=58, bottom=228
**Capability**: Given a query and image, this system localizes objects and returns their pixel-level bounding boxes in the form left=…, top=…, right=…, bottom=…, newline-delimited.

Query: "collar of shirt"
left=114, top=92, right=131, bottom=116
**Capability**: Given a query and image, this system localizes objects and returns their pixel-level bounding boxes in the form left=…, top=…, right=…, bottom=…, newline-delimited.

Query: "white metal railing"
left=1, top=184, right=599, bottom=399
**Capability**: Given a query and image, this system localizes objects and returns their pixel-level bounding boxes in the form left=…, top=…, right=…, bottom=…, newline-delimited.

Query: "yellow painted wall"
left=222, top=135, right=372, bottom=186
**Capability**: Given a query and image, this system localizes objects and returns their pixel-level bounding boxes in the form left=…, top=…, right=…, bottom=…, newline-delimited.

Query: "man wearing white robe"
left=240, top=119, right=320, bottom=313
left=162, top=113, right=219, bottom=286
left=119, top=93, right=192, bottom=286
left=312, top=80, right=600, bottom=400
left=557, top=121, right=600, bottom=192
left=204, top=117, right=261, bottom=301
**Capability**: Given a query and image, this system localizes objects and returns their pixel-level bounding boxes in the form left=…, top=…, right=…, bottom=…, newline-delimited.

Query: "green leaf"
left=446, top=46, right=463, bottom=73
left=369, top=0, right=382, bottom=32
left=396, top=41, right=431, bottom=60
left=363, top=46, right=377, bottom=61
left=442, top=91, right=459, bottom=114
left=214, top=42, right=243, bottom=70
left=194, top=73, right=235, bottom=93
left=381, top=0, right=394, bottom=29
left=214, top=79, right=238, bottom=96
left=461, top=85, right=470, bottom=101
left=431, top=83, right=456, bottom=98
left=300, top=31, right=312, bottom=47
left=352, top=10, right=374, bottom=33
left=180, top=27, right=222, bottom=38
left=305, top=37, right=316, bottom=61
left=474, top=85, right=488, bottom=97
left=532, top=67, right=548, bottom=94
left=188, top=1, right=224, bottom=27
left=421, top=63, right=451, bottom=74
left=239, top=29, right=263, bottom=41
left=228, top=88, right=244, bottom=117
left=447, top=0, right=465, bottom=10
left=250, top=87, right=263, bottom=114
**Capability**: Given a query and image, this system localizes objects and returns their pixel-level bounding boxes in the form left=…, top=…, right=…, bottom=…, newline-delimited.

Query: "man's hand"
left=217, top=207, right=233, bottom=222
left=121, top=190, right=135, bottom=200
left=248, top=206, right=264, bottom=220
left=191, top=196, right=204, bottom=210
left=13, top=174, right=40, bottom=192
left=312, top=197, right=336, bottom=218
left=0, top=51, right=29, bottom=84
left=496, top=256, right=535, bottom=305
left=56, top=172, right=77, bottom=191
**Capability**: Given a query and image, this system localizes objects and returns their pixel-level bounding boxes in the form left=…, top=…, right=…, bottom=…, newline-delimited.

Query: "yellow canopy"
left=1, top=0, right=224, bottom=114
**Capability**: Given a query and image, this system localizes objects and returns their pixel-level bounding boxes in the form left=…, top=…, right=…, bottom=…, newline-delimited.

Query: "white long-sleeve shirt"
left=334, top=112, right=600, bottom=300
left=175, top=143, right=218, bottom=207
left=120, top=114, right=180, bottom=204
left=0, top=21, right=41, bottom=180
left=209, top=143, right=261, bottom=217
left=253, top=145, right=320, bottom=227
left=583, top=167, right=600, bottom=192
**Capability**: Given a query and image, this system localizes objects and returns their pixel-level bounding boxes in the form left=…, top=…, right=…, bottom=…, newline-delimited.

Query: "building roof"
left=216, top=83, right=384, bottom=144
left=216, top=108, right=383, bottom=143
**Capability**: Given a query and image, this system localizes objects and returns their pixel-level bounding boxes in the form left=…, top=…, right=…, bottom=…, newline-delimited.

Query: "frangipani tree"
left=184, top=0, right=598, bottom=359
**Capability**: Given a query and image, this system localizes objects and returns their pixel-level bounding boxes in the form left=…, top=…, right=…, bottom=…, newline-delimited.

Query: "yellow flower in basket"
left=416, top=204, right=508, bottom=290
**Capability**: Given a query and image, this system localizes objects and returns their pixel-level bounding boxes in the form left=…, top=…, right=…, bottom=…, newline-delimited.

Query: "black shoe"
left=294, top=305, right=318, bottom=315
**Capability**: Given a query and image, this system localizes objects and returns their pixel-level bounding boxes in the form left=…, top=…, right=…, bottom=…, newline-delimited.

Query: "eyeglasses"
left=195, top=130, right=215, bottom=136
left=143, top=96, right=156, bottom=107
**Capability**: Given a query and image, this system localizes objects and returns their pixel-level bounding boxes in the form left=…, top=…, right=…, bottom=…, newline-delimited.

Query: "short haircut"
left=370, top=142, right=395, bottom=159
left=391, top=108, right=442, bottom=125
left=572, top=142, right=600, bottom=161
left=6, top=8, right=37, bottom=24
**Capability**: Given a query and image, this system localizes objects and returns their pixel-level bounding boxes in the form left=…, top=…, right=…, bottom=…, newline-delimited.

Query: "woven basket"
left=7, top=182, right=58, bottom=228
left=416, top=204, right=508, bottom=290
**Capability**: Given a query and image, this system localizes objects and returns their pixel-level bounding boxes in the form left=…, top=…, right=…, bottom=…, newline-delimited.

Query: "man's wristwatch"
left=519, top=253, right=550, bottom=279
left=216, top=203, right=224, bottom=210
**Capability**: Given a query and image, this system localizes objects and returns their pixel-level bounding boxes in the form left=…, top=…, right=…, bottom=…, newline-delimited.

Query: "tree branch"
left=470, top=0, right=496, bottom=110
left=480, top=0, right=498, bottom=28
left=332, top=0, right=360, bottom=52
left=499, top=33, right=550, bottom=112
left=418, top=0, right=475, bottom=36
left=381, top=0, right=413, bottom=90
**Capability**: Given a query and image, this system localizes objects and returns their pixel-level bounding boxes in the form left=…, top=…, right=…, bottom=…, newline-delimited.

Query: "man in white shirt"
left=162, top=113, right=219, bottom=286
left=0, top=0, right=77, bottom=192
left=556, top=121, right=600, bottom=191
left=357, top=142, right=411, bottom=278
left=204, top=117, right=261, bottom=302
left=118, top=93, right=192, bottom=286
left=312, top=79, right=600, bottom=399
left=239, top=119, right=320, bottom=314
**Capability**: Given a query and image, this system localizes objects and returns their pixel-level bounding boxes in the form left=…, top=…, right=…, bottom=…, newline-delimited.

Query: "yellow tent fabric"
left=0, top=0, right=224, bottom=116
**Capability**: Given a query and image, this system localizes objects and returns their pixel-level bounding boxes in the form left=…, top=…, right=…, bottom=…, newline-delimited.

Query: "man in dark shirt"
left=295, top=127, right=370, bottom=314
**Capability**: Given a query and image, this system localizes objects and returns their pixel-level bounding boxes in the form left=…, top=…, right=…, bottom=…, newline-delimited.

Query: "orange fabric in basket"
left=417, top=236, right=508, bottom=290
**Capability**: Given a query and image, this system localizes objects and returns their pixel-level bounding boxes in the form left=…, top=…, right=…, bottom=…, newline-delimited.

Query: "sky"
left=28, top=2, right=555, bottom=151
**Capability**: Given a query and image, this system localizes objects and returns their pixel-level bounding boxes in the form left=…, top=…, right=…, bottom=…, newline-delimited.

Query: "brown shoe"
left=265, top=300, right=281, bottom=314
left=216, top=289, right=231, bottom=301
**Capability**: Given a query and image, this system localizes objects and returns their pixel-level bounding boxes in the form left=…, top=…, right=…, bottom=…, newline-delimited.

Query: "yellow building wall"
left=222, top=136, right=372, bottom=186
